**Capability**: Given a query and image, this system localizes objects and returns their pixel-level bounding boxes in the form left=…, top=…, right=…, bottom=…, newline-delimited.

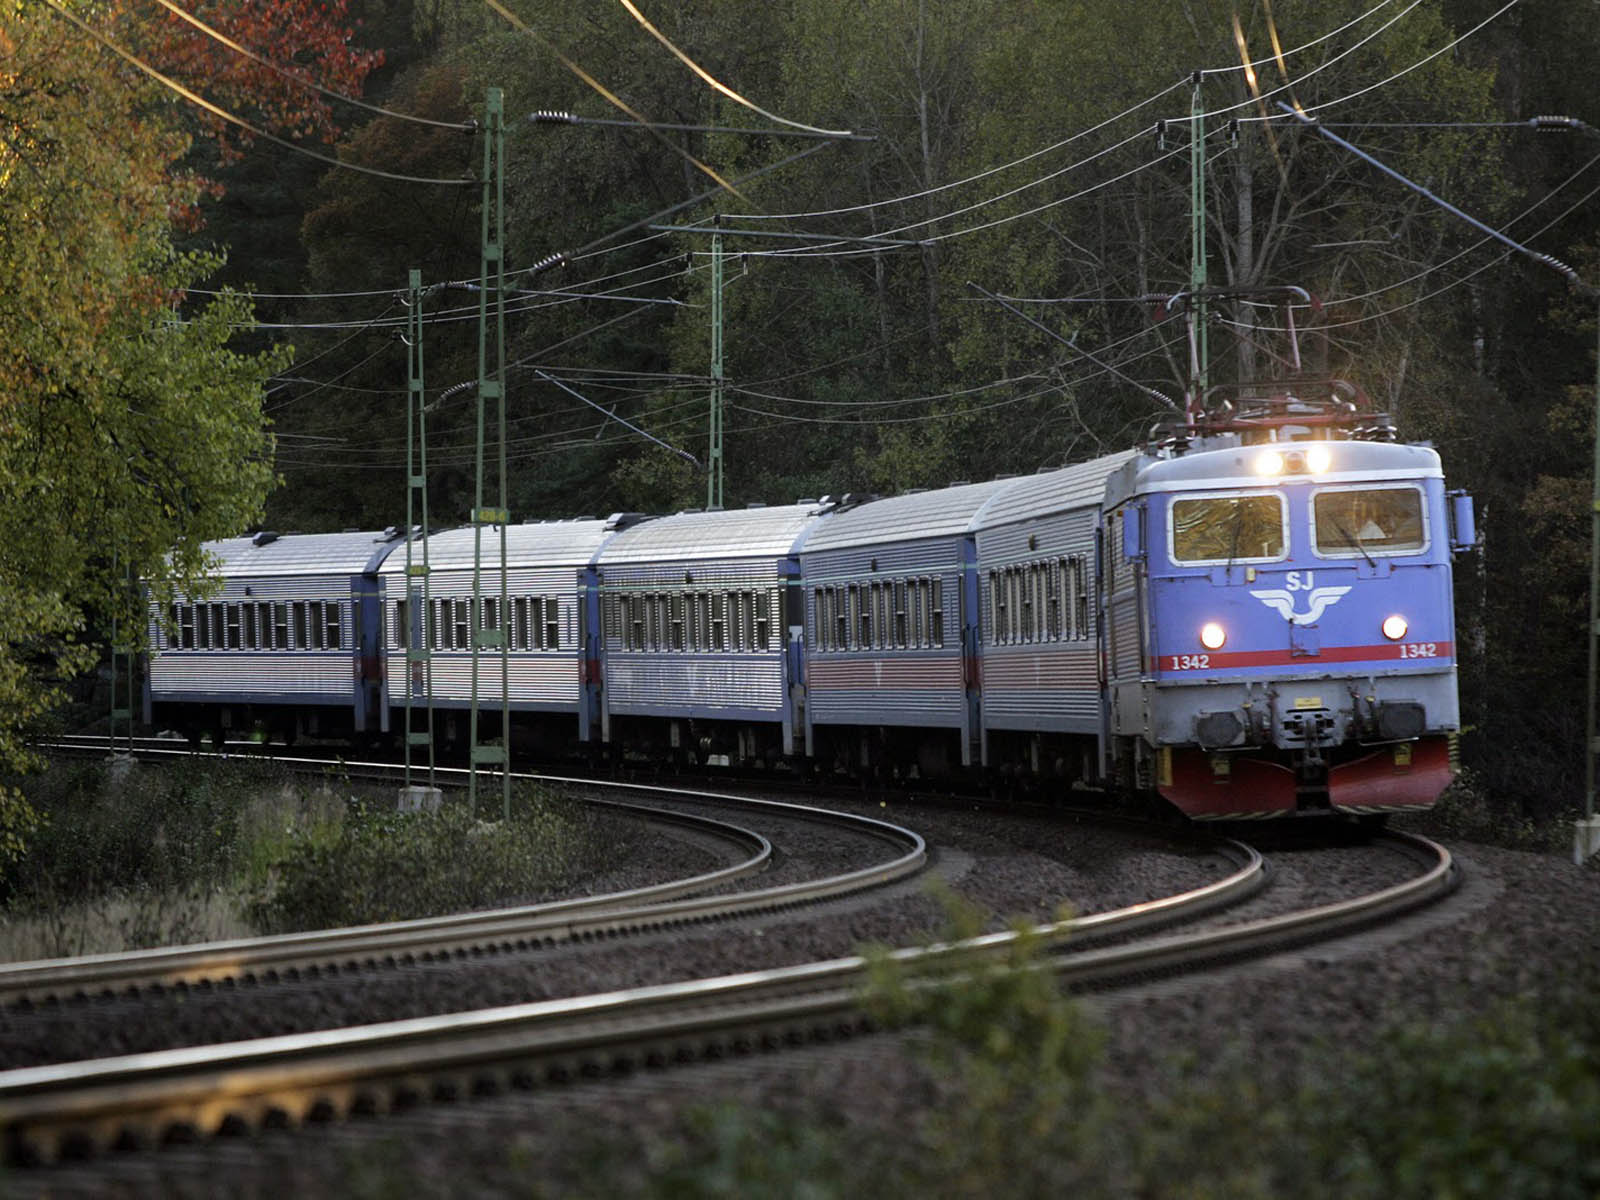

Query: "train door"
left=578, top=566, right=603, bottom=748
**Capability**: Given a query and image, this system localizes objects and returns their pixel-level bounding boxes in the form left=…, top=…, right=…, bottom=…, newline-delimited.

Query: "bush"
left=4, top=758, right=290, bottom=902
left=244, top=785, right=587, bottom=934
left=1, top=756, right=294, bottom=953
left=542, top=896, right=1600, bottom=1199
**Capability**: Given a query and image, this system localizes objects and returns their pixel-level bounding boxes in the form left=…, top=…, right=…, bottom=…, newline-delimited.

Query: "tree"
left=0, top=2, right=286, bottom=862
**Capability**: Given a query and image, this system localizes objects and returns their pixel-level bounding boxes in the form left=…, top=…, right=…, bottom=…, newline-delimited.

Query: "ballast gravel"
left=8, top=804, right=1597, bottom=1197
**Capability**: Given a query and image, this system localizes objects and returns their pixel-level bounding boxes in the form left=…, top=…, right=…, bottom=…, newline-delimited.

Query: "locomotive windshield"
left=1170, top=493, right=1285, bottom=564
left=1313, top=486, right=1425, bottom=556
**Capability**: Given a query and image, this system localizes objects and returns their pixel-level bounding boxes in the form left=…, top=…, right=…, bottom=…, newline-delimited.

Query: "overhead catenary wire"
left=479, top=0, right=745, bottom=200
left=730, top=0, right=1406, bottom=225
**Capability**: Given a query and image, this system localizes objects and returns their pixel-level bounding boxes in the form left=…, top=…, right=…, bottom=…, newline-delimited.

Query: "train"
left=143, top=387, right=1475, bottom=820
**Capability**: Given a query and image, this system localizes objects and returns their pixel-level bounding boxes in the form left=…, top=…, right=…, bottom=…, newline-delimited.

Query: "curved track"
left=2, top=745, right=1453, bottom=1165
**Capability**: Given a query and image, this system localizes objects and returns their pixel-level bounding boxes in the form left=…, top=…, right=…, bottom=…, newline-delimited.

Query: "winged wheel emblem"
left=1249, top=586, right=1351, bottom=625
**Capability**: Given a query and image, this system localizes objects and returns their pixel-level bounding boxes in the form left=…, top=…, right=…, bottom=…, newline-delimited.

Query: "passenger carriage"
left=591, top=504, right=823, bottom=766
left=969, top=450, right=1138, bottom=782
left=376, top=518, right=630, bottom=757
left=144, top=530, right=404, bottom=746
left=796, top=482, right=1015, bottom=779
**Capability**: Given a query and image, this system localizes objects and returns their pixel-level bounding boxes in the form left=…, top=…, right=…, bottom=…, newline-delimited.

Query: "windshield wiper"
left=1225, top=501, right=1245, bottom=569
left=1331, top=517, right=1375, bottom=568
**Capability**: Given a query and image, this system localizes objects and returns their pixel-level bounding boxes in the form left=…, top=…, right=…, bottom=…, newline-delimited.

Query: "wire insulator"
left=530, top=110, right=577, bottom=124
left=527, top=252, right=570, bottom=276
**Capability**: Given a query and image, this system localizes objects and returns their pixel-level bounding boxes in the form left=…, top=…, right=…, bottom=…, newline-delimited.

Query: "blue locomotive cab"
left=1111, top=439, right=1466, bottom=819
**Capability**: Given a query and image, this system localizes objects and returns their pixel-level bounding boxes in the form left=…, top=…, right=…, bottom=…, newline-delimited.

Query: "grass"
left=0, top=757, right=598, bottom=957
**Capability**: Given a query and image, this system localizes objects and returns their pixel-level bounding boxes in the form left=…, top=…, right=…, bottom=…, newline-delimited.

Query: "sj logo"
left=1250, top=572, right=1350, bottom=625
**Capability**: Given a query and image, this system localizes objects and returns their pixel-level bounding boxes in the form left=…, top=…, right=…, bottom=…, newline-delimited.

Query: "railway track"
left=4, top=744, right=1455, bottom=1167
left=7, top=752, right=930, bottom=1007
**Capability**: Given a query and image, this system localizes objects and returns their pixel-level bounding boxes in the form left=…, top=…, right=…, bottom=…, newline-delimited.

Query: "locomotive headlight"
left=1382, top=614, right=1408, bottom=641
left=1254, top=449, right=1285, bottom=476
left=1200, top=622, right=1227, bottom=650
left=1306, top=444, right=1332, bottom=474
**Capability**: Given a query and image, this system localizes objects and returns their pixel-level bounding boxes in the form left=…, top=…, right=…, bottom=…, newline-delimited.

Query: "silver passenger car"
left=376, top=519, right=622, bottom=751
left=144, top=530, right=403, bottom=744
left=593, top=504, right=825, bottom=764
left=971, top=450, right=1137, bottom=777
left=795, top=481, right=1013, bottom=776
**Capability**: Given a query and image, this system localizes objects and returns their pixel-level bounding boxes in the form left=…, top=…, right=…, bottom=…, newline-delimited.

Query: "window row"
left=989, top=556, right=1092, bottom=645
left=812, top=578, right=945, bottom=652
left=395, top=596, right=561, bottom=651
left=606, top=589, right=773, bottom=653
left=164, top=600, right=342, bottom=652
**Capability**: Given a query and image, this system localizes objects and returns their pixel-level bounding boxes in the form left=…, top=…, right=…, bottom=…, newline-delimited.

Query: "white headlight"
left=1200, top=622, right=1227, bottom=650
left=1254, top=450, right=1285, bottom=476
left=1306, top=444, right=1332, bottom=473
left=1382, top=614, right=1408, bottom=641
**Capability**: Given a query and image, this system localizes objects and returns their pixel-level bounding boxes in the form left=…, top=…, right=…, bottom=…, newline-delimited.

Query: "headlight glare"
left=1200, top=622, right=1227, bottom=650
left=1306, top=444, right=1332, bottom=473
left=1254, top=450, right=1285, bottom=476
left=1382, top=614, right=1408, bottom=641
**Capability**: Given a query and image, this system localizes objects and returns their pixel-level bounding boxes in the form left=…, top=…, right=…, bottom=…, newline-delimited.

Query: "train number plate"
left=1166, top=654, right=1211, bottom=671
left=1398, top=642, right=1438, bottom=659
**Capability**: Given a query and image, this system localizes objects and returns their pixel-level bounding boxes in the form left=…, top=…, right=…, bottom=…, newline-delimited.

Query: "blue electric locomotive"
left=1100, top=404, right=1474, bottom=818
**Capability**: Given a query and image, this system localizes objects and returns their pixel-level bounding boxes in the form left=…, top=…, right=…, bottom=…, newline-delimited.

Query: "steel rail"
left=0, top=801, right=773, bottom=1006
left=0, top=832, right=1271, bottom=1161
left=0, top=760, right=929, bottom=1006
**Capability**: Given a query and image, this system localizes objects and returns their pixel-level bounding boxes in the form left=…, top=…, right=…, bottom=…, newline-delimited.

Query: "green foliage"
left=2, top=756, right=297, bottom=952
left=0, top=7, right=283, bottom=809
left=244, top=785, right=589, bottom=933
left=7, top=758, right=265, bottom=901
left=540, top=897, right=1600, bottom=1199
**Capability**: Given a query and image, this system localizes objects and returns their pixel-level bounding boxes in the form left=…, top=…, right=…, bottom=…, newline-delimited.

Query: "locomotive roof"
left=1107, top=438, right=1444, bottom=505
left=195, top=530, right=406, bottom=578
left=596, top=504, right=822, bottom=565
left=796, top=479, right=1014, bottom=553
left=378, top=520, right=615, bottom=573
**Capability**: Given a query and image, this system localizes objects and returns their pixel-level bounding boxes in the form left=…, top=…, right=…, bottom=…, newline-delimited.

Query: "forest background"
left=3, top=0, right=1598, bottom=832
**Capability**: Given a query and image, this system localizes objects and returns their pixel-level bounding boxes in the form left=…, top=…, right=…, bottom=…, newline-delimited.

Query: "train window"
left=394, top=600, right=408, bottom=650
left=226, top=604, right=241, bottom=650
left=931, top=580, right=945, bottom=647
left=669, top=593, right=685, bottom=651
left=242, top=603, right=257, bottom=650
left=893, top=582, right=907, bottom=648
left=1171, top=493, right=1285, bottom=564
left=991, top=574, right=1006, bottom=643
left=292, top=602, right=307, bottom=649
left=325, top=603, right=342, bottom=650
left=545, top=597, right=560, bottom=650
left=1314, top=487, right=1426, bottom=556
left=1073, top=558, right=1090, bottom=639
left=452, top=600, right=469, bottom=650
left=179, top=605, right=195, bottom=650
left=834, top=588, right=848, bottom=651
left=755, top=590, right=772, bottom=650
left=272, top=603, right=288, bottom=650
